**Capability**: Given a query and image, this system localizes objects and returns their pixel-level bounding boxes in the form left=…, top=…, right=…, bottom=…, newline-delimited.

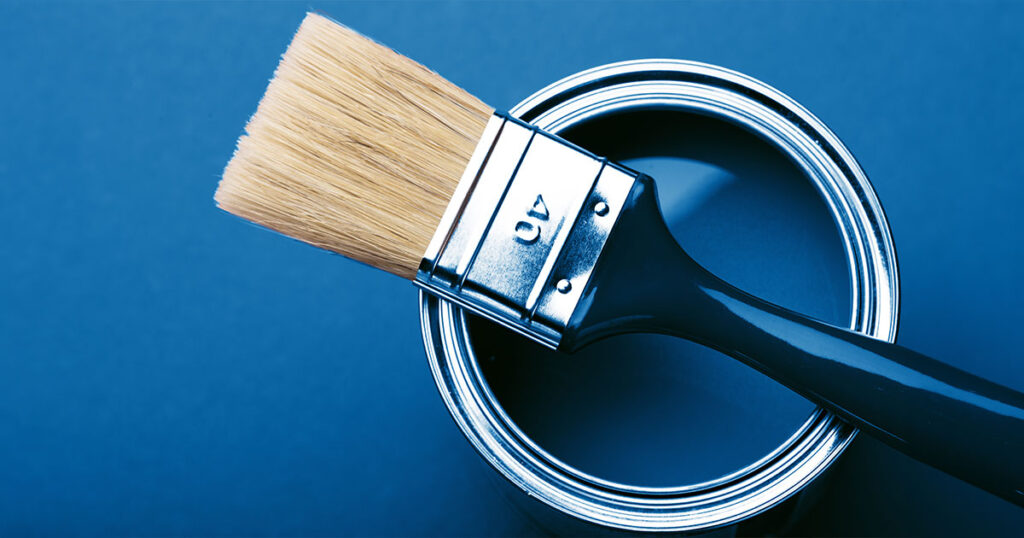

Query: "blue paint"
left=473, top=111, right=844, bottom=486
left=1, top=1, right=1023, bottom=535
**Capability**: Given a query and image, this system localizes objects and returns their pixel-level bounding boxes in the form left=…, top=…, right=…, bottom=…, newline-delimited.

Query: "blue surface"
left=1, top=1, right=1022, bottom=536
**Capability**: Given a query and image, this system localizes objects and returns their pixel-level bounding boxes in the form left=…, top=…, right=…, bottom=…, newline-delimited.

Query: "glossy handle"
left=566, top=176, right=1024, bottom=506
left=687, top=277, right=1024, bottom=507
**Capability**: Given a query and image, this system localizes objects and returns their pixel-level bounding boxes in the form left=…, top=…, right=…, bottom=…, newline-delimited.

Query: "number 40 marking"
left=514, top=195, right=549, bottom=245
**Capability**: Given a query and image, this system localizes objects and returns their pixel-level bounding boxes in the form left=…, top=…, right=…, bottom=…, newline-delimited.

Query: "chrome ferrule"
left=415, top=113, right=637, bottom=349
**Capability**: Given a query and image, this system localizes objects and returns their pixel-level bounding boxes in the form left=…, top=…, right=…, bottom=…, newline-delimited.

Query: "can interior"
left=467, top=108, right=852, bottom=488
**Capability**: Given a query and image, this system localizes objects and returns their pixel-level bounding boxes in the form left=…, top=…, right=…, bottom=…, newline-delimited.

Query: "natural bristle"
left=216, top=13, right=493, bottom=278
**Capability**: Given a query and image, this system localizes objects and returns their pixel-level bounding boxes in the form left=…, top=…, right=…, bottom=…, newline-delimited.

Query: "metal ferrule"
left=415, top=113, right=638, bottom=349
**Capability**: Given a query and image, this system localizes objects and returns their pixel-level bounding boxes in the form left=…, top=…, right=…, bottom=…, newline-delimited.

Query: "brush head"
left=216, top=13, right=493, bottom=278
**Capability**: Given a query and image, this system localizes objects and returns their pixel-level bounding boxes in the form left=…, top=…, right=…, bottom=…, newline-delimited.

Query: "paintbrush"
left=216, top=13, right=1024, bottom=505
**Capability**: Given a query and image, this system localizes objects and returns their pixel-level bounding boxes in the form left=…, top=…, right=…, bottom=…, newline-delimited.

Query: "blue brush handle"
left=565, top=175, right=1024, bottom=506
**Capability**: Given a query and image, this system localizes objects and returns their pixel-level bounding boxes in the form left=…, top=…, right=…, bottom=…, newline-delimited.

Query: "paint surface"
left=470, top=110, right=852, bottom=487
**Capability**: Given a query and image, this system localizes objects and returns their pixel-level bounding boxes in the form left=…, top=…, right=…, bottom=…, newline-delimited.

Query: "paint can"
left=419, top=60, right=899, bottom=534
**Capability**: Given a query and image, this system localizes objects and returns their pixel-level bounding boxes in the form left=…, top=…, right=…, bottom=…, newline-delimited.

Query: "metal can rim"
left=419, top=59, right=900, bottom=532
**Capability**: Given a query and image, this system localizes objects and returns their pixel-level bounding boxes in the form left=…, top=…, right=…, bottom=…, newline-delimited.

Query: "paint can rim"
left=419, top=59, right=900, bottom=532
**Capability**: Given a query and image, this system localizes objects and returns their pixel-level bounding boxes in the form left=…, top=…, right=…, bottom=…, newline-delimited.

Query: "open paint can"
left=420, top=60, right=900, bottom=534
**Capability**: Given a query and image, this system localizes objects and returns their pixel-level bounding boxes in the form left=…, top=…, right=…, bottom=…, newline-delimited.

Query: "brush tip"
left=216, top=13, right=493, bottom=278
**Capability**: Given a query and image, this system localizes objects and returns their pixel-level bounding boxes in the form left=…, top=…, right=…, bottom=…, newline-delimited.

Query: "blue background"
left=2, top=1, right=1023, bottom=535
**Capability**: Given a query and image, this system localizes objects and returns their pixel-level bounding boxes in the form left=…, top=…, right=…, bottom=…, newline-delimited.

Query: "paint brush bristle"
left=216, top=13, right=493, bottom=278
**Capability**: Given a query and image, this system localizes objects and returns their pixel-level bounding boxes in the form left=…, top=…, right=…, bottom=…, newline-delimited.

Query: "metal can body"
left=420, top=60, right=900, bottom=533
